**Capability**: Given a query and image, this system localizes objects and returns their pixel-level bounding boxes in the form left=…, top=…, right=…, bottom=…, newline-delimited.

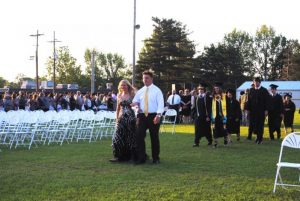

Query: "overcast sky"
left=1, top=0, right=300, bottom=81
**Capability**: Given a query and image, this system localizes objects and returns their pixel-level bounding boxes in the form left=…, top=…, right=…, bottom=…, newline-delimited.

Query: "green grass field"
left=0, top=113, right=300, bottom=201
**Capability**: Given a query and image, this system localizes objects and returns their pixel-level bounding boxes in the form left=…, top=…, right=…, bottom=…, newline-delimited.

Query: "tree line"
left=1, top=17, right=300, bottom=93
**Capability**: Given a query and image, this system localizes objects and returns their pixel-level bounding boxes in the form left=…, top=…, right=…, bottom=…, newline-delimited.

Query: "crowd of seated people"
left=0, top=90, right=117, bottom=112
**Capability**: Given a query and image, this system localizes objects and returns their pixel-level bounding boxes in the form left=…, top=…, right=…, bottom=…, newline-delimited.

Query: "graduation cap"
left=284, top=93, right=292, bottom=98
left=253, top=77, right=261, bottom=83
left=226, top=88, right=235, bottom=94
left=269, top=84, right=279, bottom=89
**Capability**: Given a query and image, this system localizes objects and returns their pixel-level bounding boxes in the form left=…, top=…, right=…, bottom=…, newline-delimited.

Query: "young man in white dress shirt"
left=132, top=70, right=165, bottom=164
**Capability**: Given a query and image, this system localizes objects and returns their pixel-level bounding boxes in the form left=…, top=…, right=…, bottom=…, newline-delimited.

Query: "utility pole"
left=48, top=31, right=61, bottom=93
left=132, top=0, right=140, bottom=86
left=91, top=50, right=96, bottom=94
left=30, top=30, right=44, bottom=91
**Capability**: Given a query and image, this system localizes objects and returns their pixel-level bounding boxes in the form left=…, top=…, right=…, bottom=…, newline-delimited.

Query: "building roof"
left=237, top=81, right=300, bottom=91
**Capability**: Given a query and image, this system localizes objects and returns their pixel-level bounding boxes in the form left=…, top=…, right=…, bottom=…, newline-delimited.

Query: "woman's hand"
left=130, top=102, right=139, bottom=107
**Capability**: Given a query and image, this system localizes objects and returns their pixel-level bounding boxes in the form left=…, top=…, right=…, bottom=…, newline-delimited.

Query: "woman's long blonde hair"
left=118, top=79, right=135, bottom=98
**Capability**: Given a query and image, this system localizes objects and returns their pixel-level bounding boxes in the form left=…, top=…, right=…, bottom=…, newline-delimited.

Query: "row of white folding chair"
left=0, top=110, right=117, bottom=149
left=0, top=111, right=37, bottom=149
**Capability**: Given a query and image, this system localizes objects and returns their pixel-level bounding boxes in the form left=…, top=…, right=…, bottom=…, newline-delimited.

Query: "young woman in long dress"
left=110, top=80, right=137, bottom=162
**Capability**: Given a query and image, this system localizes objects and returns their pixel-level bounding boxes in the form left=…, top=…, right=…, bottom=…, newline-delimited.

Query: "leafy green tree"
left=223, top=29, right=256, bottom=78
left=0, top=76, right=8, bottom=88
left=254, top=25, right=288, bottom=80
left=46, top=46, right=82, bottom=86
left=84, top=49, right=127, bottom=88
left=84, top=48, right=104, bottom=89
left=195, top=43, right=246, bottom=90
left=136, top=17, right=196, bottom=91
left=98, top=52, right=127, bottom=86
left=281, top=39, right=300, bottom=80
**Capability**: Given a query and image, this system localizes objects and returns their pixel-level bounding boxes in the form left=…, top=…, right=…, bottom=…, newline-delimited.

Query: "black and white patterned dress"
left=112, top=99, right=136, bottom=161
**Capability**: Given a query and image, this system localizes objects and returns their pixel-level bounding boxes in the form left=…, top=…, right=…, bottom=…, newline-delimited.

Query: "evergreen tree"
left=136, top=17, right=196, bottom=91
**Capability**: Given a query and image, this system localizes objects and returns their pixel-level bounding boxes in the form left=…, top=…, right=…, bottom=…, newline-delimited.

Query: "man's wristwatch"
left=156, top=113, right=162, bottom=117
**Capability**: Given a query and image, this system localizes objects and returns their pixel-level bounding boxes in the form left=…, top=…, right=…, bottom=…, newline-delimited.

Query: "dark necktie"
left=218, top=101, right=222, bottom=116
left=172, top=95, right=175, bottom=105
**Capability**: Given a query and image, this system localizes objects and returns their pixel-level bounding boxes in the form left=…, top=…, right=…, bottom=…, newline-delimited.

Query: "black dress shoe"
left=153, top=160, right=160, bottom=164
left=109, top=158, right=120, bottom=163
left=193, top=144, right=199, bottom=147
left=207, top=142, right=212, bottom=146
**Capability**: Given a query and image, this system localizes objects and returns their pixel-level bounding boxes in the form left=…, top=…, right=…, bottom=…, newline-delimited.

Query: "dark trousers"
left=135, top=113, right=160, bottom=162
left=268, top=115, right=282, bottom=139
left=248, top=113, right=265, bottom=142
left=194, top=117, right=212, bottom=144
left=247, top=123, right=253, bottom=140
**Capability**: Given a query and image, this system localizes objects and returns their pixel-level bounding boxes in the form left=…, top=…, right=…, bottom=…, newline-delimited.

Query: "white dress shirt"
left=167, top=94, right=181, bottom=105
left=133, top=84, right=165, bottom=114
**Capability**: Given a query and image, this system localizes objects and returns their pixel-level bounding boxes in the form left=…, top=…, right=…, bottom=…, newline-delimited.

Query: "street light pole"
left=30, top=30, right=44, bottom=91
left=91, top=50, right=96, bottom=94
left=132, top=0, right=137, bottom=86
left=132, top=0, right=140, bottom=86
left=48, top=31, right=61, bottom=93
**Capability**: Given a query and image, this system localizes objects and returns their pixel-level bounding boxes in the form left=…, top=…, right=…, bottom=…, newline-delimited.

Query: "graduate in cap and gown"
left=268, top=84, right=284, bottom=140
left=226, top=89, right=242, bottom=141
left=191, top=83, right=213, bottom=147
left=283, top=93, right=295, bottom=133
left=211, top=82, right=229, bottom=147
left=247, top=77, right=270, bottom=144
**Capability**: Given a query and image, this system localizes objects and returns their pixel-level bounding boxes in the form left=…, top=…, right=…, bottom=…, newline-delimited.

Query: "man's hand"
left=153, top=115, right=161, bottom=124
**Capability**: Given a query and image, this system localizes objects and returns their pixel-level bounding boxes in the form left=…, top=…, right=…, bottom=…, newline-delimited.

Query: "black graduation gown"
left=226, top=98, right=242, bottom=134
left=247, top=87, right=270, bottom=135
left=268, top=94, right=283, bottom=132
left=283, top=101, right=296, bottom=127
left=192, top=94, right=212, bottom=140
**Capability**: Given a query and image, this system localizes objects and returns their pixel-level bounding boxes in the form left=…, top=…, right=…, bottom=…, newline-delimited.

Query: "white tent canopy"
left=236, top=81, right=300, bottom=108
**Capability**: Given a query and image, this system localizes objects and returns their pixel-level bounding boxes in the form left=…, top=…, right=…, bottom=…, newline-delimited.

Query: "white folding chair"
left=75, top=112, right=95, bottom=142
left=100, top=111, right=116, bottom=139
left=160, top=109, right=177, bottom=135
left=273, top=132, right=300, bottom=192
left=89, top=111, right=105, bottom=142
left=46, top=115, right=70, bottom=145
